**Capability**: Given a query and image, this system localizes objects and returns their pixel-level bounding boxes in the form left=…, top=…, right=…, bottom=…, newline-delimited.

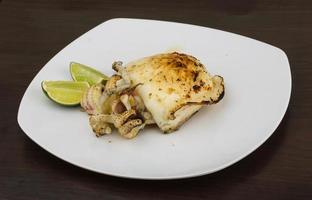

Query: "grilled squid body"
left=84, top=52, right=224, bottom=138
left=124, top=52, right=224, bottom=133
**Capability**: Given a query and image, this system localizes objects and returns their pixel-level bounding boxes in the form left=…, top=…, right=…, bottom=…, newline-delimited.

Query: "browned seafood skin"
left=88, top=52, right=224, bottom=138
left=124, top=52, right=225, bottom=133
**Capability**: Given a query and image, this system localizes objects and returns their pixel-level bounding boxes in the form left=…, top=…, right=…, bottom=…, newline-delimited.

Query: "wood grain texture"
left=0, top=0, right=311, bottom=199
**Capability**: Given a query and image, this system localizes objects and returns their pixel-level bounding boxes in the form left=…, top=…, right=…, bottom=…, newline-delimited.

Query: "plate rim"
left=17, top=18, right=292, bottom=180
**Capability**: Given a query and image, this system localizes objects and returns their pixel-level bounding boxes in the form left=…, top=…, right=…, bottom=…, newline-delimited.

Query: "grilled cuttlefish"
left=123, top=52, right=224, bottom=133
left=83, top=52, right=224, bottom=138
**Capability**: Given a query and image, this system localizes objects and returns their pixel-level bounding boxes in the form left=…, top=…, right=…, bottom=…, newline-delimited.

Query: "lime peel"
left=70, top=62, right=109, bottom=86
left=41, top=81, right=90, bottom=106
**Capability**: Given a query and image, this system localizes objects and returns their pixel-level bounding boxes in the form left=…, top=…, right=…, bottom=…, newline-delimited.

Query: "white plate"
left=18, top=18, right=291, bottom=180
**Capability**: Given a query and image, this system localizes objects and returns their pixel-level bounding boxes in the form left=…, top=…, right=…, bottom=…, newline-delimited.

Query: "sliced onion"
left=80, top=84, right=104, bottom=115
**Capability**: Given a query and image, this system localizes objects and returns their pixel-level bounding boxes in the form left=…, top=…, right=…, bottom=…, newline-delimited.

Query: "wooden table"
left=1, top=0, right=311, bottom=199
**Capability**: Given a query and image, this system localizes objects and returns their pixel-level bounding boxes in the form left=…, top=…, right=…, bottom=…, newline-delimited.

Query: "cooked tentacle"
left=89, top=114, right=112, bottom=137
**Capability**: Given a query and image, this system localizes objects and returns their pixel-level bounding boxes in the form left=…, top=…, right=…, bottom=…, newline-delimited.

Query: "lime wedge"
left=42, top=81, right=89, bottom=106
left=70, top=62, right=109, bottom=86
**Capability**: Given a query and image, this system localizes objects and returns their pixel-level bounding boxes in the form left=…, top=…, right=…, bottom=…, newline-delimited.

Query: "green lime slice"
left=70, top=62, right=109, bottom=86
left=42, top=81, right=89, bottom=106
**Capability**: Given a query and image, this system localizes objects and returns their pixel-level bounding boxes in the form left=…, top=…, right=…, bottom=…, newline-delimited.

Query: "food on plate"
left=70, top=62, right=109, bottom=85
left=123, top=52, right=224, bottom=133
left=80, top=83, right=104, bottom=115
left=42, top=52, right=224, bottom=139
left=41, top=81, right=89, bottom=106
left=84, top=52, right=224, bottom=138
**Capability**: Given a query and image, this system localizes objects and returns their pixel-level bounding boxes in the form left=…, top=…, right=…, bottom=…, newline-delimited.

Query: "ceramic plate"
left=18, top=18, right=291, bottom=179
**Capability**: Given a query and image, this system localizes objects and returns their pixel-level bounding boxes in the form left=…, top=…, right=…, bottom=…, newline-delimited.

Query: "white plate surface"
left=18, top=18, right=291, bottom=179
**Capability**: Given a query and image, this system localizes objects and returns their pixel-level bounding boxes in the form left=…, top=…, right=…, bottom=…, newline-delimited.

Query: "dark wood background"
left=1, top=0, right=311, bottom=199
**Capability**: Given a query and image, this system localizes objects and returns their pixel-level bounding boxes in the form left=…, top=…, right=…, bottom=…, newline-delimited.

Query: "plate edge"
left=16, top=18, right=293, bottom=180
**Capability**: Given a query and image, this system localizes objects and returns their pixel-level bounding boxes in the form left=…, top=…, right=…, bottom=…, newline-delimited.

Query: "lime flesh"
left=70, top=62, right=109, bottom=86
left=42, top=81, right=89, bottom=106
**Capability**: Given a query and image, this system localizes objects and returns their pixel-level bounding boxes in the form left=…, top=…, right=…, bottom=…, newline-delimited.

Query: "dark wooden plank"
left=0, top=0, right=311, bottom=199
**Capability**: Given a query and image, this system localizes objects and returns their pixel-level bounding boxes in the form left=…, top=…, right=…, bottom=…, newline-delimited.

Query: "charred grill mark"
left=199, top=80, right=205, bottom=86
left=176, top=61, right=183, bottom=68
left=163, top=75, right=168, bottom=82
left=198, top=63, right=204, bottom=68
left=192, top=71, right=199, bottom=81
left=192, top=85, right=201, bottom=93
left=213, top=86, right=225, bottom=104
left=170, top=60, right=186, bottom=68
